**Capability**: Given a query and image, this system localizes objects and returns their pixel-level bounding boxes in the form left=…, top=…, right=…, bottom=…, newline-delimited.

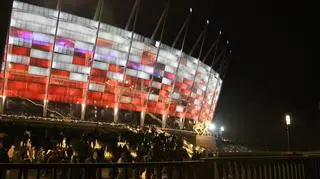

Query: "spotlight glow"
left=209, top=123, right=216, bottom=131
left=285, top=114, right=291, bottom=125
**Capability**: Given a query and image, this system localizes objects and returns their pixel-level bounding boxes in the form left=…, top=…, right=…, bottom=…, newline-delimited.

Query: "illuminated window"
left=53, top=53, right=73, bottom=63
left=92, top=61, right=108, bottom=70
left=69, top=72, right=88, bottom=82
left=30, top=49, right=51, bottom=60
left=89, top=83, right=105, bottom=92
left=28, top=66, right=49, bottom=76
left=7, top=54, right=30, bottom=64
left=148, top=94, right=159, bottom=101
left=9, top=36, right=32, bottom=48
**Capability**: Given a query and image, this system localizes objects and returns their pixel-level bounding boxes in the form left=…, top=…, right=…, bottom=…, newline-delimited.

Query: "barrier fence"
left=1, top=155, right=320, bottom=179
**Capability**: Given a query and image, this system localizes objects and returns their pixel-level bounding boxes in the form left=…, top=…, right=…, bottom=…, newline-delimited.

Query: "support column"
left=208, top=78, right=221, bottom=120
left=179, top=116, right=185, bottom=129
left=43, top=3, right=61, bottom=117
left=196, top=35, right=221, bottom=121
left=115, top=0, right=140, bottom=123
left=80, top=99, right=86, bottom=121
left=81, top=103, right=86, bottom=120
left=181, top=20, right=209, bottom=123
left=140, top=111, right=145, bottom=127
left=1, top=17, right=13, bottom=115
left=113, top=107, right=119, bottom=123
left=143, top=2, right=169, bottom=126
left=196, top=70, right=213, bottom=121
left=0, top=96, right=6, bottom=114
left=162, top=114, right=167, bottom=128
left=164, top=9, right=191, bottom=124
left=43, top=99, right=48, bottom=117
left=81, top=1, right=104, bottom=121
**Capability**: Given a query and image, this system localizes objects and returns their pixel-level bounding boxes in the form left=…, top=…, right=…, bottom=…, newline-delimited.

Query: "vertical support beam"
left=207, top=45, right=227, bottom=120
left=163, top=8, right=192, bottom=127
left=0, top=0, right=14, bottom=114
left=196, top=35, right=222, bottom=121
left=80, top=0, right=104, bottom=121
left=56, top=0, right=61, bottom=10
left=150, top=1, right=170, bottom=41
left=162, top=114, right=167, bottom=128
left=183, top=59, right=201, bottom=120
left=196, top=70, right=214, bottom=121
left=189, top=31, right=204, bottom=56
left=81, top=103, right=86, bottom=120
left=179, top=116, right=185, bottom=129
left=208, top=78, right=218, bottom=120
left=140, top=111, right=145, bottom=127
left=43, top=99, right=49, bottom=117
left=43, top=2, right=61, bottom=117
left=212, top=40, right=229, bottom=70
left=143, top=1, right=169, bottom=126
left=202, top=30, right=221, bottom=64
left=0, top=96, right=5, bottom=114
left=172, top=8, right=192, bottom=48
left=189, top=19, right=209, bottom=56
left=93, top=0, right=103, bottom=21
left=125, top=0, right=139, bottom=30
left=115, top=0, right=140, bottom=123
left=0, top=31, right=10, bottom=114
left=162, top=52, right=183, bottom=127
left=218, top=48, right=231, bottom=79
left=208, top=46, right=229, bottom=121
left=113, top=107, right=119, bottom=123
left=181, top=20, right=208, bottom=122
left=208, top=78, right=221, bottom=120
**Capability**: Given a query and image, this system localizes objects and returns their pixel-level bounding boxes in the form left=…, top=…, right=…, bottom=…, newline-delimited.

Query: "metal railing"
left=1, top=155, right=320, bottom=179
left=0, top=161, right=202, bottom=179
left=201, top=155, right=320, bottom=179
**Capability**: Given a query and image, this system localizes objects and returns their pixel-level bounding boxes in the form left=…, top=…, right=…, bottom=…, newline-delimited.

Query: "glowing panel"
left=30, top=49, right=51, bottom=60
left=0, top=0, right=222, bottom=122
left=28, top=66, right=49, bottom=76
left=7, top=54, right=30, bottom=64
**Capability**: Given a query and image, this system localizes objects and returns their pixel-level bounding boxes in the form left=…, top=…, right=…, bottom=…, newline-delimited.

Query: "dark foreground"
left=1, top=154, right=320, bottom=179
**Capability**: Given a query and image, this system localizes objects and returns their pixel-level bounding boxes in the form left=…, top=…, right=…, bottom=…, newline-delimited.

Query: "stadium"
left=0, top=0, right=226, bottom=133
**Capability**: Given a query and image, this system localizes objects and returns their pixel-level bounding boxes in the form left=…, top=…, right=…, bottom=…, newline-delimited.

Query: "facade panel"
left=0, top=1, right=222, bottom=124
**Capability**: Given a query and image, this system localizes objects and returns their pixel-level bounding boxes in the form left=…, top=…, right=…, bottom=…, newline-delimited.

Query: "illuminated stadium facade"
left=0, top=0, right=224, bottom=130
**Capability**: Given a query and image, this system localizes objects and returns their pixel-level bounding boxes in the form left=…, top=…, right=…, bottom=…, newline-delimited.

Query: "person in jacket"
left=7, top=145, right=15, bottom=162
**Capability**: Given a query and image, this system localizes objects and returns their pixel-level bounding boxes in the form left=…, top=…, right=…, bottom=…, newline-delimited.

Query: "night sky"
left=0, top=0, right=318, bottom=150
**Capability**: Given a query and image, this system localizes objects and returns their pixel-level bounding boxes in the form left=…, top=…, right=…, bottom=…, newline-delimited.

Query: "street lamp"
left=218, top=126, right=225, bottom=140
left=285, top=114, right=291, bottom=151
left=220, top=126, right=225, bottom=132
left=285, top=114, right=291, bottom=125
left=209, top=123, right=216, bottom=131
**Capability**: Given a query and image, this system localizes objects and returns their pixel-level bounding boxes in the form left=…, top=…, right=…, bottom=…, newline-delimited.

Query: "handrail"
left=1, top=157, right=320, bottom=179
left=0, top=161, right=203, bottom=170
left=203, top=155, right=320, bottom=160
left=2, top=155, right=320, bottom=168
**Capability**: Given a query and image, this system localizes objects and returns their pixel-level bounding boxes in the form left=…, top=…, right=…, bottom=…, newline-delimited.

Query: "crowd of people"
left=0, top=126, right=206, bottom=178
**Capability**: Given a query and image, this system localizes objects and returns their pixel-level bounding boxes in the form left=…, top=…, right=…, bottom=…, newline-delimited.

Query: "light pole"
left=285, top=114, right=291, bottom=151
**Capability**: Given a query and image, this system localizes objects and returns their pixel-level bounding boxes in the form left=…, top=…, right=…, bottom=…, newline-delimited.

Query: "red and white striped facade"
left=0, top=1, right=222, bottom=125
